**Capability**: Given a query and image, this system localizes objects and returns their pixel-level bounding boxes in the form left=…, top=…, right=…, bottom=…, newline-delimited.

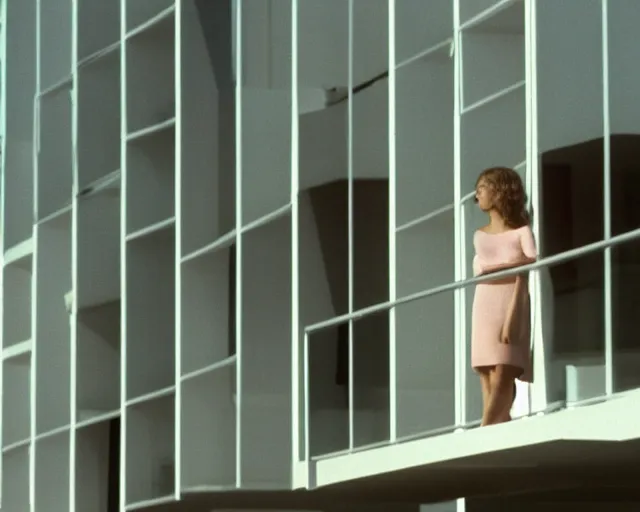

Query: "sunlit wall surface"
left=1, top=0, right=640, bottom=511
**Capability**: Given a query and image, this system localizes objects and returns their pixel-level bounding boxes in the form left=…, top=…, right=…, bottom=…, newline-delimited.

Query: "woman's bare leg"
left=498, top=381, right=517, bottom=422
left=484, top=365, right=520, bottom=425
left=478, top=368, right=492, bottom=426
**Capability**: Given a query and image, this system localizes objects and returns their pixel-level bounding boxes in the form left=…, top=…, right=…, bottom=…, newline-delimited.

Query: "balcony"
left=296, top=245, right=640, bottom=495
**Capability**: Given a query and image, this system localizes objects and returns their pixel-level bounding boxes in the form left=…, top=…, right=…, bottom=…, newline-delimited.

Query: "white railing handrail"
left=304, top=226, right=640, bottom=335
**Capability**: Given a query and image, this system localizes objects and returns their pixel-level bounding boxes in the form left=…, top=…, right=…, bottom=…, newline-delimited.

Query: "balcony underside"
left=136, top=460, right=640, bottom=512
left=138, top=390, right=640, bottom=511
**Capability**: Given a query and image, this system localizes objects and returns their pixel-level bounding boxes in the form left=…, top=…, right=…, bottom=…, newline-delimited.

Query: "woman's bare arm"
left=501, top=274, right=526, bottom=344
left=479, top=257, right=536, bottom=276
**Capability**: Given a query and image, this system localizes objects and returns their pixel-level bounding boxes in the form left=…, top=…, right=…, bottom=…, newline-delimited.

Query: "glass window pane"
left=608, top=0, right=640, bottom=236
left=396, top=291, right=455, bottom=438
left=307, top=323, right=349, bottom=458
left=395, top=0, right=452, bottom=65
left=397, top=209, right=455, bottom=296
left=396, top=210, right=454, bottom=437
left=396, top=46, right=454, bottom=225
left=353, top=310, right=390, bottom=448
left=240, top=214, right=292, bottom=486
left=298, top=0, right=350, bottom=460
left=612, top=239, right=640, bottom=393
left=353, top=0, right=389, bottom=310
left=546, top=252, right=605, bottom=403
left=609, top=0, right=640, bottom=395
left=460, top=1, right=525, bottom=194
left=240, top=0, right=292, bottom=224
left=537, top=0, right=604, bottom=255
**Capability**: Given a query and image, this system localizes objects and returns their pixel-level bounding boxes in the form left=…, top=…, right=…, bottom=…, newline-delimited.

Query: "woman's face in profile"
left=475, top=178, right=493, bottom=211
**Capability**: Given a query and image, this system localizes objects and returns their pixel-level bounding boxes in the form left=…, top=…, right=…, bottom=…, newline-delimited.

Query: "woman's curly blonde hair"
left=476, top=166, right=530, bottom=229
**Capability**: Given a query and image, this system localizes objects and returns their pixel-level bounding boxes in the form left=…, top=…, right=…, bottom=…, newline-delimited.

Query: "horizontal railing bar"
left=305, top=226, right=640, bottom=334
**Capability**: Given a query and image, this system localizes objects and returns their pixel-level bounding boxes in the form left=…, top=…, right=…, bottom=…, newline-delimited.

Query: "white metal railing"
left=301, top=224, right=640, bottom=464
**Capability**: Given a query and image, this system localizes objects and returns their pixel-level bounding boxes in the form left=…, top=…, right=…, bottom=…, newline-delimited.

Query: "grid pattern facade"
left=1, top=0, right=639, bottom=511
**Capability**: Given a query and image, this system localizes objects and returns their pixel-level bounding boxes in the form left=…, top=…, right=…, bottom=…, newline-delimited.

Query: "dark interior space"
left=107, top=417, right=120, bottom=512
left=195, top=0, right=236, bottom=234
left=541, top=135, right=640, bottom=356
left=305, top=179, right=391, bottom=451
left=308, top=179, right=390, bottom=390
left=228, top=244, right=236, bottom=357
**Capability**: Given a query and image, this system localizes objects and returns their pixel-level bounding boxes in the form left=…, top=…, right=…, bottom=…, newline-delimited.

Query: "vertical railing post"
left=303, top=332, right=310, bottom=476
left=452, top=0, right=465, bottom=428
left=233, top=0, right=244, bottom=489
left=347, top=0, right=355, bottom=452
left=387, top=0, right=398, bottom=444
left=290, top=0, right=301, bottom=476
left=601, top=0, right=613, bottom=397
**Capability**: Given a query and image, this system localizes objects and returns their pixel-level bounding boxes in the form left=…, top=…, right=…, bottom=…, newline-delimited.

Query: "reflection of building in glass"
left=1, top=0, right=640, bottom=510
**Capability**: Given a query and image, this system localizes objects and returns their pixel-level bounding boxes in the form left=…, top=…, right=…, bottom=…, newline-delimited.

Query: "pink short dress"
left=471, top=225, right=537, bottom=382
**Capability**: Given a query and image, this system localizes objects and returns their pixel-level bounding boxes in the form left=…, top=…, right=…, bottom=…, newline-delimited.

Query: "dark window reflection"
left=547, top=251, right=605, bottom=356
left=541, top=252, right=605, bottom=403
left=611, top=135, right=640, bottom=236
left=612, top=239, right=640, bottom=392
left=541, top=139, right=604, bottom=257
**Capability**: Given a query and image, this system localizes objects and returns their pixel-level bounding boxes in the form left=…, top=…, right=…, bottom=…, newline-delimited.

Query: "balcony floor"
left=142, top=390, right=640, bottom=511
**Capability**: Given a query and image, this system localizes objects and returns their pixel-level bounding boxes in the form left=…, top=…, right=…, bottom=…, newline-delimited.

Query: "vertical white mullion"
left=528, top=0, right=546, bottom=413
left=119, top=0, right=128, bottom=508
left=69, top=0, right=79, bottom=507
left=522, top=0, right=533, bottom=416
left=601, top=0, right=613, bottom=396
left=29, top=238, right=38, bottom=512
left=290, top=0, right=300, bottom=471
left=387, top=0, right=397, bottom=443
left=173, top=0, right=183, bottom=498
left=0, top=0, right=8, bottom=507
left=234, top=0, right=243, bottom=489
left=524, top=0, right=533, bottom=213
left=346, top=0, right=354, bottom=452
left=458, top=199, right=467, bottom=423
left=0, top=0, right=6, bottom=504
left=303, top=331, right=310, bottom=482
left=30, top=0, right=42, bottom=508
left=452, top=0, right=465, bottom=428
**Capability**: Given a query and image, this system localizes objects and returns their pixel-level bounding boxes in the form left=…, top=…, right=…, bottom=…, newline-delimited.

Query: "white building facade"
left=2, top=0, right=640, bottom=511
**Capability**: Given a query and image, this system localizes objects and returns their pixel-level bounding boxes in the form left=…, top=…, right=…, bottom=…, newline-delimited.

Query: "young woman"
left=472, top=167, right=537, bottom=426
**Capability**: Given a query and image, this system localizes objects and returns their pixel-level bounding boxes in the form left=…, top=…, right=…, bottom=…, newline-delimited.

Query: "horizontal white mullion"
left=462, top=80, right=525, bottom=115
left=179, top=355, right=237, bottom=384
left=180, top=229, right=237, bottom=264
left=460, top=0, right=522, bottom=32
left=395, top=39, right=452, bottom=71
left=125, top=385, right=175, bottom=408
left=126, top=117, right=176, bottom=142
left=396, top=203, right=455, bottom=233
left=124, top=5, right=175, bottom=41
left=76, top=40, right=120, bottom=70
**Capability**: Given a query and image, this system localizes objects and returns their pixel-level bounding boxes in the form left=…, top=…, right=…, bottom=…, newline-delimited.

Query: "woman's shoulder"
left=475, top=225, right=528, bottom=236
left=475, top=225, right=494, bottom=235
left=475, top=226, right=532, bottom=252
